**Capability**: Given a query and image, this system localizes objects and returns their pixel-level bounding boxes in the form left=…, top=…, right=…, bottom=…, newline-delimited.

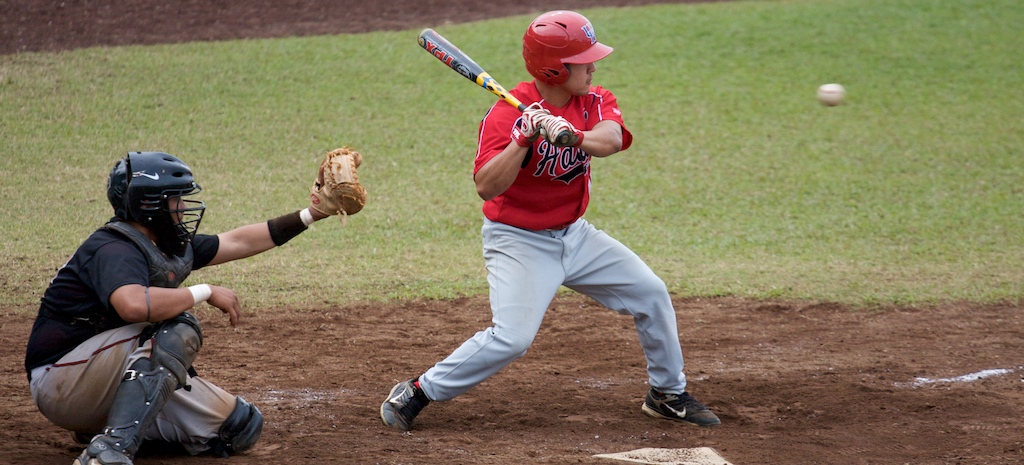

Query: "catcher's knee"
left=151, top=312, right=203, bottom=387
left=216, top=396, right=263, bottom=455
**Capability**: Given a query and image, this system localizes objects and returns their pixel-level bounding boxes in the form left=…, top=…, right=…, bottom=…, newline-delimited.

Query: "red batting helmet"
left=523, top=11, right=614, bottom=86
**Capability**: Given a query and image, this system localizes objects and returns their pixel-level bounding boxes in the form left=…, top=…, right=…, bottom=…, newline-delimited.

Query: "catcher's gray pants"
left=30, top=323, right=237, bottom=455
left=420, top=217, right=688, bottom=402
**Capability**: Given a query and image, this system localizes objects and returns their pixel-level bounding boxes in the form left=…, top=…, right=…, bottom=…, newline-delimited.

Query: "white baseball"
left=817, top=83, right=845, bottom=106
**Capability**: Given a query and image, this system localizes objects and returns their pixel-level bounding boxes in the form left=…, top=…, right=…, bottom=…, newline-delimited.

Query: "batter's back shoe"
left=641, top=388, right=721, bottom=426
left=380, top=379, right=431, bottom=431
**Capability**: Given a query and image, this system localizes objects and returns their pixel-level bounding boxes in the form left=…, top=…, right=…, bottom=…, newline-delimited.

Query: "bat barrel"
left=418, top=28, right=527, bottom=113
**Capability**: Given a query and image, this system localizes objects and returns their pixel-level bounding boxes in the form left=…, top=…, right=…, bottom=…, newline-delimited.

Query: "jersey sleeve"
left=86, top=241, right=149, bottom=309
left=474, top=81, right=540, bottom=175
left=473, top=101, right=521, bottom=175
left=591, top=86, right=633, bottom=151
left=190, top=234, right=220, bottom=270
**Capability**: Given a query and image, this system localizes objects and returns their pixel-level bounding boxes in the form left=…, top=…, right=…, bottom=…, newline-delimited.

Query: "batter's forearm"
left=580, top=121, right=624, bottom=158
left=475, top=144, right=529, bottom=200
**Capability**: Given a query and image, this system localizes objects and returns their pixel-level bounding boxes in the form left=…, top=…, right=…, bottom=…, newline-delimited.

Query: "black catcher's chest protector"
left=104, top=221, right=194, bottom=288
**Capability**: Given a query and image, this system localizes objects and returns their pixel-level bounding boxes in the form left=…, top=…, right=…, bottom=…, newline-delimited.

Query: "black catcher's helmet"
left=107, top=152, right=206, bottom=256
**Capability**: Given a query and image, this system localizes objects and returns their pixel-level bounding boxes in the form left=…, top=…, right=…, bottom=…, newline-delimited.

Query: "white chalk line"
left=897, top=366, right=1023, bottom=387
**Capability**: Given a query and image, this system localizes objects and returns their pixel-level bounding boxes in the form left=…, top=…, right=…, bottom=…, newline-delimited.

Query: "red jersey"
left=474, top=81, right=633, bottom=230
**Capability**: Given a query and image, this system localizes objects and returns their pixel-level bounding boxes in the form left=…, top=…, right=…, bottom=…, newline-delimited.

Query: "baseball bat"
left=417, top=28, right=576, bottom=146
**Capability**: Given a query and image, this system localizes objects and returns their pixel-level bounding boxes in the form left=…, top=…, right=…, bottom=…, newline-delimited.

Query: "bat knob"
left=554, top=130, right=580, bottom=147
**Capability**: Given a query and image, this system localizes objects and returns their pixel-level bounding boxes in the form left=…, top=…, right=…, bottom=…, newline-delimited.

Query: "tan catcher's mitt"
left=310, top=146, right=367, bottom=221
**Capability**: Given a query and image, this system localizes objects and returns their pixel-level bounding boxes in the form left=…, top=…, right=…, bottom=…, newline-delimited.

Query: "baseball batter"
left=24, top=150, right=359, bottom=465
left=381, top=10, right=719, bottom=431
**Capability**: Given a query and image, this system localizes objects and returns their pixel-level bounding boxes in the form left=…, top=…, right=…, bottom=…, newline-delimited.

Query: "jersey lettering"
left=533, top=142, right=589, bottom=185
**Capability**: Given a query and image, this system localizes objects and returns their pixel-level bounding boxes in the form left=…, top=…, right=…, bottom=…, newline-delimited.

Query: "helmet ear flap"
left=536, top=66, right=567, bottom=84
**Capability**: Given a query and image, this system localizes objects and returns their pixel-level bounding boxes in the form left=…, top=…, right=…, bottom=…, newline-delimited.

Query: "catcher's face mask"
left=162, top=192, right=206, bottom=254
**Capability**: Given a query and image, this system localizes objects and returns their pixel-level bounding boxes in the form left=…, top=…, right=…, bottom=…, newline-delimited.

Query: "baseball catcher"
left=25, top=151, right=337, bottom=465
left=309, top=146, right=367, bottom=221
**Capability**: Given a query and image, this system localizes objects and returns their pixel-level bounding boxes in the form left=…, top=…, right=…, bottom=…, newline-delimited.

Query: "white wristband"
left=188, top=284, right=212, bottom=306
left=300, top=208, right=315, bottom=227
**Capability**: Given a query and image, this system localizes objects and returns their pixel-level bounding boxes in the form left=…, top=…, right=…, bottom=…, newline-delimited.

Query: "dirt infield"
left=3, top=1, right=1024, bottom=464
left=0, top=0, right=728, bottom=55
left=5, top=297, right=1023, bottom=464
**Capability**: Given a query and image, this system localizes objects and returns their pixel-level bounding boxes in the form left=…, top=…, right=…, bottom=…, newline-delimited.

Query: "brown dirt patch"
left=5, top=296, right=1024, bottom=464
left=3, top=1, right=1024, bottom=464
left=0, top=0, right=727, bottom=55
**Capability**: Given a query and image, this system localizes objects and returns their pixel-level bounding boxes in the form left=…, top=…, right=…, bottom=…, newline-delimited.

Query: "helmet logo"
left=134, top=171, right=160, bottom=180
left=581, top=23, right=597, bottom=45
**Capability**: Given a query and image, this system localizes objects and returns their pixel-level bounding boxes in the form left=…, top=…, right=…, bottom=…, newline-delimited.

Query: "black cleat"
left=380, top=379, right=431, bottom=431
left=641, top=388, right=721, bottom=427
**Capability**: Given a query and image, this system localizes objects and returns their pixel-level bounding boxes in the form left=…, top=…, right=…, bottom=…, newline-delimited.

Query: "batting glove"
left=512, top=102, right=549, bottom=147
left=540, top=116, right=584, bottom=148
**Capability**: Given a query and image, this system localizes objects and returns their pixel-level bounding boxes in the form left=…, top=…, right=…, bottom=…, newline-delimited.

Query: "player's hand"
left=540, top=116, right=583, bottom=147
left=512, top=102, right=549, bottom=147
left=206, top=285, right=241, bottom=327
left=308, top=207, right=330, bottom=221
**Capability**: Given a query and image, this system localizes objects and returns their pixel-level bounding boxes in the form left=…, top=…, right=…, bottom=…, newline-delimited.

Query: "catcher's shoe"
left=380, top=379, right=430, bottom=431
left=72, top=435, right=134, bottom=465
left=641, top=388, right=721, bottom=427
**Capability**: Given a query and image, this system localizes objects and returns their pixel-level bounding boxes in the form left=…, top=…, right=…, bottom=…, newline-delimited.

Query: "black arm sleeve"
left=267, top=210, right=307, bottom=246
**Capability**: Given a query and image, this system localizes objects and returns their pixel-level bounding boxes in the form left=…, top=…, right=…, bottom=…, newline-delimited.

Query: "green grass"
left=2, top=0, right=1022, bottom=310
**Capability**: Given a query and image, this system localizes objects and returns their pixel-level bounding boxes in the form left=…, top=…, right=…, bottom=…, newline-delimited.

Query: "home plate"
left=594, top=447, right=734, bottom=465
